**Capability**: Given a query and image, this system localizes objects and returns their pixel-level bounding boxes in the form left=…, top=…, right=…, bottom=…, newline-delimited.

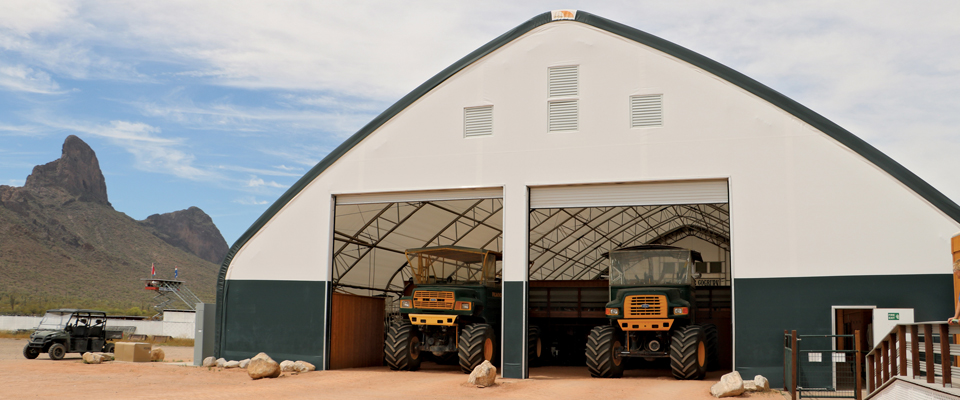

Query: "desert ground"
left=0, top=338, right=786, bottom=399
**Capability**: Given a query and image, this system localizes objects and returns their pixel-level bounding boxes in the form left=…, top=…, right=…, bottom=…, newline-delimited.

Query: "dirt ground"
left=0, top=338, right=787, bottom=399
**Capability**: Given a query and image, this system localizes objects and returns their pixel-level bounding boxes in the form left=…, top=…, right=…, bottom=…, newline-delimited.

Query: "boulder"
left=743, top=381, right=757, bottom=391
left=754, top=375, right=770, bottom=391
left=225, top=360, right=240, bottom=368
left=280, top=360, right=297, bottom=372
left=247, top=357, right=281, bottom=379
left=202, top=356, right=217, bottom=367
left=92, top=352, right=114, bottom=361
left=216, top=358, right=227, bottom=368
left=467, top=360, right=497, bottom=387
left=239, top=358, right=251, bottom=369
left=710, top=371, right=745, bottom=398
left=82, top=352, right=103, bottom=364
left=252, top=352, right=274, bottom=363
left=150, top=348, right=165, bottom=362
left=294, top=361, right=316, bottom=373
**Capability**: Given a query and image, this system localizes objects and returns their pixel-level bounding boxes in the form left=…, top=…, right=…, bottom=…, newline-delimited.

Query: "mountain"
left=0, top=136, right=225, bottom=315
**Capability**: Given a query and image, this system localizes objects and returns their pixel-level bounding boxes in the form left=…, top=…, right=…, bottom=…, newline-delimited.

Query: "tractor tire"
left=48, top=343, right=66, bottom=360
left=458, top=324, right=496, bottom=374
left=384, top=322, right=422, bottom=371
left=701, top=323, right=720, bottom=371
left=585, top=325, right=625, bottom=378
left=670, top=325, right=707, bottom=380
left=103, top=343, right=115, bottom=354
left=529, top=325, right=542, bottom=367
left=23, top=345, right=39, bottom=359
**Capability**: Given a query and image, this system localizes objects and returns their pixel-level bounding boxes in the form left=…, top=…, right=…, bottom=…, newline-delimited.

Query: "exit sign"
left=888, top=313, right=900, bottom=321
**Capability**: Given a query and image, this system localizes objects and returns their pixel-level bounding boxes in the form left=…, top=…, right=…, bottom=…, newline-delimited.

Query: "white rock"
left=252, top=352, right=274, bottom=363
left=280, top=360, right=297, bottom=372
left=216, top=357, right=227, bottom=368
left=247, top=357, right=281, bottom=379
left=239, top=358, right=251, bottom=369
left=710, top=371, right=745, bottom=398
left=202, top=356, right=217, bottom=367
left=754, top=375, right=770, bottom=391
left=225, top=360, right=240, bottom=368
left=82, top=352, right=103, bottom=364
left=743, top=381, right=757, bottom=391
left=467, top=360, right=497, bottom=387
left=92, top=352, right=114, bottom=361
left=293, top=361, right=315, bottom=373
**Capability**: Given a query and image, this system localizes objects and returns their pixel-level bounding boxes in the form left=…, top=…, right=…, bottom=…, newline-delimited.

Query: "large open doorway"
left=526, top=180, right=733, bottom=378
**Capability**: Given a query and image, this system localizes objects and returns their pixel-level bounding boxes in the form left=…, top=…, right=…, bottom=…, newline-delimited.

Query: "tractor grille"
left=413, top=291, right=455, bottom=310
left=625, top=295, right=666, bottom=318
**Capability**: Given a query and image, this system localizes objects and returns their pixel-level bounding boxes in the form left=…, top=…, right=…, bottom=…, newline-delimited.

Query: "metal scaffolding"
left=143, top=278, right=203, bottom=316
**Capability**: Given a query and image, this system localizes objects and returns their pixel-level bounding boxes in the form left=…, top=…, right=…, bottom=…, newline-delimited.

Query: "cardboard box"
left=115, top=342, right=152, bottom=362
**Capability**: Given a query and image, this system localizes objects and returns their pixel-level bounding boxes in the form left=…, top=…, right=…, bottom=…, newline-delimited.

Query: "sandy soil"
left=0, top=338, right=787, bottom=399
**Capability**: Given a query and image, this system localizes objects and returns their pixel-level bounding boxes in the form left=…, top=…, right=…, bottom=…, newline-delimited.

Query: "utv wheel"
left=670, top=325, right=707, bottom=380
left=585, top=325, right=624, bottom=378
left=48, top=343, right=66, bottom=360
left=701, top=323, right=720, bottom=371
left=23, top=345, right=39, bottom=359
left=384, top=322, right=422, bottom=371
left=529, top=325, right=542, bottom=367
left=459, top=324, right=496, bottom=374
left=103, top=343, right=115, bottom=353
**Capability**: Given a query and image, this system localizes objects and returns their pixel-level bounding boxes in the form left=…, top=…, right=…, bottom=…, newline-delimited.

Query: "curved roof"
left=216, top=9, right=960, bottom=319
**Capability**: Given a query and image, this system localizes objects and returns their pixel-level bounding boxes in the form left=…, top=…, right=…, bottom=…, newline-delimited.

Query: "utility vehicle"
left=22, top=309, right=122, bottom=360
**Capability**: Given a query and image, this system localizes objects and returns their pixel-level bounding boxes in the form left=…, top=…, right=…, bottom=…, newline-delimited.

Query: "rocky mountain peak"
left=24, top=135, right=110, bottom=206
left=139, top=206, right=230, bottom=265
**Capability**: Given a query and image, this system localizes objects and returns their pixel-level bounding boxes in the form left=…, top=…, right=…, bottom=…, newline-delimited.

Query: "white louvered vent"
left=549, top=100, right=578, bottom=132
left=464, top=106, right=493, bottom=137
left=549, top=66, right=578, bottom=98
left=631, top=94, right=663, bottom=128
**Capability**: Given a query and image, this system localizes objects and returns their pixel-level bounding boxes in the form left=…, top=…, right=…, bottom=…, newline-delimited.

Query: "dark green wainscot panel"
left=502, top=280, right=529, bottom=379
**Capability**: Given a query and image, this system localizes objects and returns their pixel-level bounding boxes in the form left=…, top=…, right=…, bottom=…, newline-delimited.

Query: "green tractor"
left=386, top=246, right=506, bottom=373
left=586, top=245, right=719, bottom=379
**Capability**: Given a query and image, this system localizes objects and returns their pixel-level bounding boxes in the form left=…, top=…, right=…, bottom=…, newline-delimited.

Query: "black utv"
left=22, top=309, right=122, bottom=360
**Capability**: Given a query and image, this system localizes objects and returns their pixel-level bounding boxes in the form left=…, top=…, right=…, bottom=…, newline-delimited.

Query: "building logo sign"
left=552, top=10, right=576, bottom=21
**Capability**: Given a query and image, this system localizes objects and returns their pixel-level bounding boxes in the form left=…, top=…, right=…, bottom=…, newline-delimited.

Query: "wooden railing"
left=865, top=322, right=959, bottom=396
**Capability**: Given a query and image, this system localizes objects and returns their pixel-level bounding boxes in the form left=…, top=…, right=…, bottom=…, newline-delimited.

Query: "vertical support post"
left=875, top=348, right=882, bottom=390
left=889, top=333, right=897, bottom=378
left=867, top=353, right=875, bottom=393
left=941, top=324, right=952, bottom=388
left=783, top=330, right=788, bottom=392
left=912, top=325, right=921, bottom=379
left=925, top=324, right=935, bottom=383
left=881, top=339, right=889, bottom=382
left=501, top=184, right=529, bottom=379
left=898, top=325, right=907, bottom=376
left=791, top=330, right=798, bottom=400
left=855, top=330, right=862, bottom=400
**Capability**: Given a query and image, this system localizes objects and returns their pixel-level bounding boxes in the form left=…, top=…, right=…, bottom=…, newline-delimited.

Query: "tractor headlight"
left=605, top=307, right=620, bottom=316
left=400, top=300, right=412, bottom=308
left=673, top=307, right=688, bottom=315
left=455, top=301, right=472, bottom=310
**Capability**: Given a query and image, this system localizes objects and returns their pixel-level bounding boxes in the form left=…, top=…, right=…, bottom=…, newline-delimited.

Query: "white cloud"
left=273, top=165, right=302, bottom=172
left=217, top=165, right=301, bottom=177
left=0, top=63, right=64, bottom=94
left=233, top=196, right=268, bottom=206
left=246, top=175, right=286, bottom=189
left=4, top=178, right=24, bottom=186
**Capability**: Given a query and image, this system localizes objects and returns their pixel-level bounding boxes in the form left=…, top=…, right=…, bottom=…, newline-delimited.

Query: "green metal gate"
left=784, top=331, right=862, bottom=400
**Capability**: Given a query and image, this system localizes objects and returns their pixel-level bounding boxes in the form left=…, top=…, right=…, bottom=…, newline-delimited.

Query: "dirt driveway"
left=0, top=338, right=785, bottom=399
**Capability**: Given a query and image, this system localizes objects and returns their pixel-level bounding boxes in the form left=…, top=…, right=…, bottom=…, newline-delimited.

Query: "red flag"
left=151, top=263, right=155, bottom=276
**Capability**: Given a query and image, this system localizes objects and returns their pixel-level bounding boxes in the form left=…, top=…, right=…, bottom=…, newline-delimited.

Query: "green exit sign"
left=888, top=313, right=900, bottom=321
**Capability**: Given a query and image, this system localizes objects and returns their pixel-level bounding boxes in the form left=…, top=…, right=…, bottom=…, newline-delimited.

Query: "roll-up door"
left=336, top=187, right=503, bottom=205
left=530, top=179, right=727, bottom=209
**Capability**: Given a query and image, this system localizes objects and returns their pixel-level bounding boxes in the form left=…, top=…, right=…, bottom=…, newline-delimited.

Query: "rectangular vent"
left=631, top=94, right=663, bottom=128
left=548, top=100, right=578, bottom=132
left=549, top=66, right=578, bottom=98
left=464, top=106, right=493, bottom=137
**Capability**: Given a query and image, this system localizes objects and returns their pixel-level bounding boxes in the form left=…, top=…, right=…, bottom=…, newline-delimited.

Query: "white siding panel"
left=336, top=187, right=503, bottom=205
left=530, top=180, right=728, bottom=209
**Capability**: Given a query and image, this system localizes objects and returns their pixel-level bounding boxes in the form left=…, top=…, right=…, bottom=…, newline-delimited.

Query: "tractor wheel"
left=701, top=323, right=720, bottom=371
left=384, top=322, right=422, bottom=371
left=529, top=325, right=543, bottom=367
left=458, top=324, right=496, bottom=374
left=48, top=343, right=66, bottom=360
left=670, top=325, right=707, bottom=380
left=103, top=343, right=115, bottom=353
left=585, top=325, right=624, bottom=378
left=23, top=345, right=39, bottom=359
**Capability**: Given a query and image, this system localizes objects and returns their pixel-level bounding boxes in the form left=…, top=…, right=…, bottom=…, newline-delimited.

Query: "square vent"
left=630, top=94, right=663, bottom=128
left=549, top=65, right=578, bottom=98
left=549, top=100, right=578, bottom=132
left=464, top=106, right=493, bottom=137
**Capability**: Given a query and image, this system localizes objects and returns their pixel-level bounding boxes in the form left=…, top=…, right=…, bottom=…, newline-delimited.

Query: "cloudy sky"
left=1, top=1, right=958, bottom=245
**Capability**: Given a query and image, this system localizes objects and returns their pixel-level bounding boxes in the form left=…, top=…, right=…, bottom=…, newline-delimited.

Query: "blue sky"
left=1, top=1, right=959, bottom=245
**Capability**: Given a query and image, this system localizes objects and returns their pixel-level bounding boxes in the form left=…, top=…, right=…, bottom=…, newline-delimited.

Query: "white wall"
left=225, top=20, right=959, bottom=285
left=0, top=315, right=195, bottom=339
